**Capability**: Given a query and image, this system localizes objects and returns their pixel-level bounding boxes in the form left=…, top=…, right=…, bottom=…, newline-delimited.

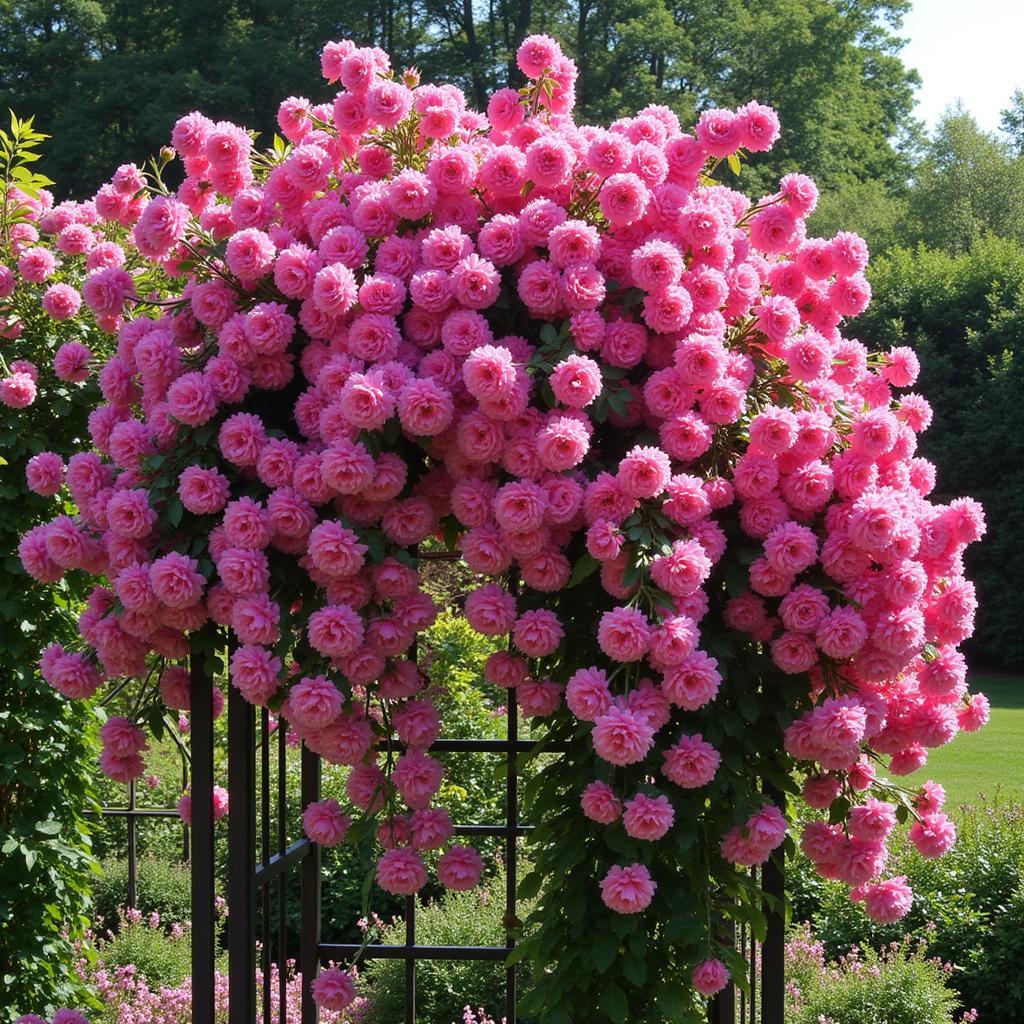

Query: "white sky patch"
left=902, top=0, right=1024, bottom=133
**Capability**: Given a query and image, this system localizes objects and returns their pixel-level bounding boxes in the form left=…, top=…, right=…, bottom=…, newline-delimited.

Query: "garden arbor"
left=184, top=630, right=785, bottom=1024
left=11, top=24, right=986, bottom=1024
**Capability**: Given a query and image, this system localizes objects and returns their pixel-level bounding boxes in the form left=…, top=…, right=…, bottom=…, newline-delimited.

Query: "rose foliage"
left=8, top=32, right=987, bottom=1023
left=1, top=113, right=113, bottom=1019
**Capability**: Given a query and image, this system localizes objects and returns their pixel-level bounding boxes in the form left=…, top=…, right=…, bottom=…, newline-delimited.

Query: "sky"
left=901, top=0, right=1024, bottom=133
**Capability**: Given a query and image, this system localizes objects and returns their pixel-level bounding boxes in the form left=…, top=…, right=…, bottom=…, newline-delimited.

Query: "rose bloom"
left=662, top=733, right=720, bottom=788
left=566, top=666, right=612, bottom=721
left=580, top=780, right=622, bottom=824
left=437, top=844, right=484, bottom=891
left=42, top=283, right=82, bottom=321
left=600, top=863, right=656, bottom=913
left=25, top=452, right=64, bottom=496
left=592, top=705, right=654, bottom=766
left=465, top=582, right=516, bottom=636
left=622, top=792, right=674, bottom=840
left=597, top=607, right=652, bottom=662
left=513, top=608, right=563, bottom=657
left=302, top=799, right=351, bottom=846
left=863, top=876, right=913, bottom=923
left=909, top=812, right=956, bottom=859
left=311, top=967, right=356, bottom=1011
left=376, top=847, right=428, bottom=895
left=692, top=958, right=730, bottom=997
left=53, top=341, right=92, bottom=382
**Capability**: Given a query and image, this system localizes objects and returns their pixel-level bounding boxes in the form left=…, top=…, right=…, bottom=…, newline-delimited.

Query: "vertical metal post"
left=191, top=649, right=216, bottom=1024
left=182, top=753, right=191, bottom=864
left=709, top=919, right=735, bottom=1024
left=277, top=724, right=287, bottom=1023
left=300, top=744, right=321, bottom=1024
left=505, top=697, right=518, bottom=1024
left=261, top=708, right=272, bottom=1024
left=761, top=854, right=785, bottom=1024
left=127, top=778, right=137, bottom=910
left=229, top=677, right=255, bottom=1024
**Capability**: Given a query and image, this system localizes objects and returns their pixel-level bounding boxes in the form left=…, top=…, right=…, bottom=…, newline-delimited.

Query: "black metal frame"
left=92, top=729, right=190, bottom=910
left=217, top=654, right=545, bottom=1024
left=709, top=858, right=785, bottom=1024
left=181, top=616, right=785, bottom=1024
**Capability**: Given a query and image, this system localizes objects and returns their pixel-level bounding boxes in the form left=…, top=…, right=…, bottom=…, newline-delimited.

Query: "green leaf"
left=736, top=689, right=760, bottom=723
left=518, top=869, right=543, bottom=900
left=567, top=553, right=600, bottom=587
left=591, top=927, right=619, bottom=971
left=727, top=153, right=742, bottom=176
left=442, top=516, right=460, bottom=551
left=621, top=953, right=647, bottom=986
left=602, top=982, right=628, bottom=1023
left=828, top=796, right=851, bottom=824
left=656, top=979, right=690, bottom=1018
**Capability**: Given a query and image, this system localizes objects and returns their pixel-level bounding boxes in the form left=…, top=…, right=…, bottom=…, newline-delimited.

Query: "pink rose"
left=863, top=876, right=913, bottom=923
left=592, top=706, right=654, bottom=766
left=597, top=607, right=652, bottom=663
left=692, top=958, right=730, bottom=997
left=622, top=793, right=674, bottom=840
left=662, top=733, right=720, bottom=789
left=580, top=780, right=621, bottom=824
left=600, top=863, right=656, bottom=914
left=376, top=847, right=428, bottom=895
left=311, top=966, right=356, bottom=1011
left=302, top=799, right=351, bottom=847
left=437, top=844, right=484, bottom=890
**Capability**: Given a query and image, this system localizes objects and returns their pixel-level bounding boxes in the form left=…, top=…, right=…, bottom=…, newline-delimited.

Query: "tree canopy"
left=0, top=0, right=920, bottom=199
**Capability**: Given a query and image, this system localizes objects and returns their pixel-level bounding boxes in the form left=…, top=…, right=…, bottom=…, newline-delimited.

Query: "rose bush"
left=15, top=33, right=986, bottom=1022
left=1, top=114, right=139, bottom=1019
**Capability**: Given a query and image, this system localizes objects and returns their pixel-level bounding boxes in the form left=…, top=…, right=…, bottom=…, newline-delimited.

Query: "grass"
left=903, top=674, right=1024, bottom=807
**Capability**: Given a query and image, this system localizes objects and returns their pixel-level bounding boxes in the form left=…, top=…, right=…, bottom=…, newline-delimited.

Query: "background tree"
left=0, top=0, right=920, bottom=200
left=999, top=87, right=1024, bottom=155
left=902, top=108, right=1024, bottom=252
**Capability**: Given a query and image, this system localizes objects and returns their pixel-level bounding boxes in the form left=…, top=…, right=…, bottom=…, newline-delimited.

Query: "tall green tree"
left=902, top=108, right=1024, bottom=252
left=999, top=87, right=1024, bottom=155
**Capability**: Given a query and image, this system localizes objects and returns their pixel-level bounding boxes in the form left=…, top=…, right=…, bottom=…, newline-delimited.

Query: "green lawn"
left=903, top=674, right=1024, bottom=807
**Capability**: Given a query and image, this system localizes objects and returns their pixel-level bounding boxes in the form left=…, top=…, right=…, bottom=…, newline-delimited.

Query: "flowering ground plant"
left=17, top=31, right=987, bottom=1022
left=23, top=907, right=367, bottom=1024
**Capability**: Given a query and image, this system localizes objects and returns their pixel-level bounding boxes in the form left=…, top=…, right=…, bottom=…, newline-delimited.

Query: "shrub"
left=0, top=115, right=109, bottom=1020
left=74, top=912, right=363, bottom=1024
left=788, top=798, right=1024, bottom=1021
left=96, top=908, right=194, bottom=990
left=364, top=865, right=529, bottom=1024
left=91, top=857, right=192, bottom=934
left=10, top=32, right=988, bottom=1019
left=785, top=925, right=970, bottom=1024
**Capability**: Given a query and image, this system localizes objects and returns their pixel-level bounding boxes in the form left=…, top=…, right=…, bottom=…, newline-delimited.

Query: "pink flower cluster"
left=1, top=171, right=146, bottom=408
left=52, top=908, right=365, bottom=1024
left=20, top=30, right=985, bottom=994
